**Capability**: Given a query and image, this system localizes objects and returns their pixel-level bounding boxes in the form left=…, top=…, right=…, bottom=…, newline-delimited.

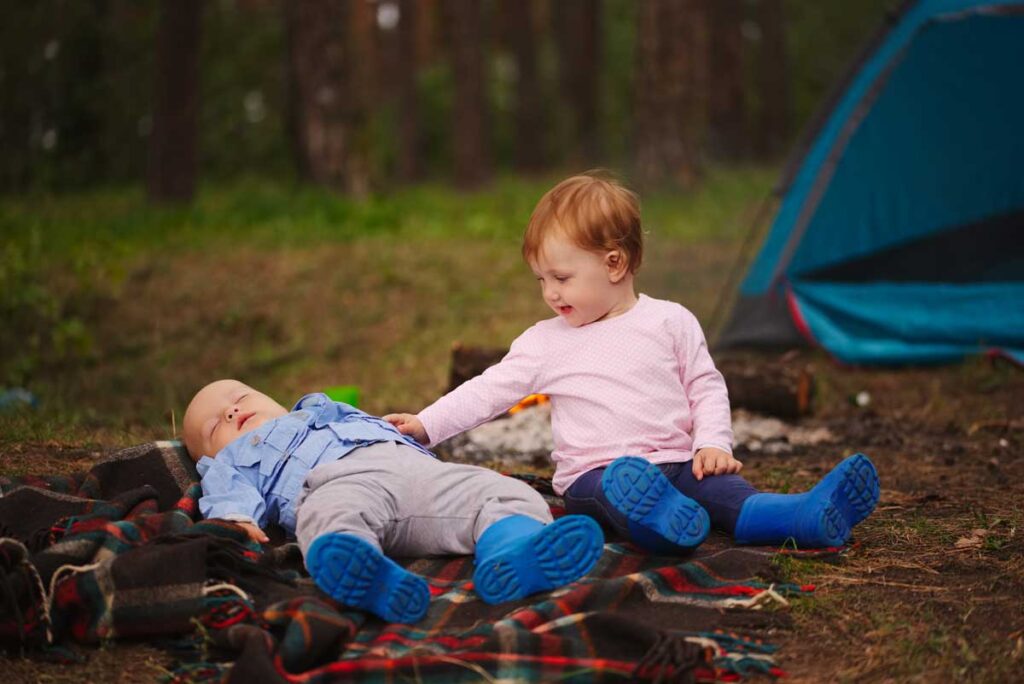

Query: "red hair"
left=522, top=172, right=643, bottom=273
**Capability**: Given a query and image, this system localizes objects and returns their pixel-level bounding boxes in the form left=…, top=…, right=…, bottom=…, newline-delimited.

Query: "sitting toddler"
left=386, top=173, right=881, bottom=553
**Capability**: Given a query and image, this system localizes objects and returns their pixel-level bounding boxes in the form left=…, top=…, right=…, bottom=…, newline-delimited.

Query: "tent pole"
left=707, top=192, right=777, bottom=347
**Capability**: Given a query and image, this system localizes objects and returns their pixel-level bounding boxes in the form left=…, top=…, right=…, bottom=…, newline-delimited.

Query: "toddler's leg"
left=564, top=456, right=710, bottom=553
left=660, top=462, right=759, bottom=533
left=732, top=453, right=880, bottom=548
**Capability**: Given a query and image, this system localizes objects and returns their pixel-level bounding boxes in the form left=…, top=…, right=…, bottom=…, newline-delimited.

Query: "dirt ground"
left=736, top=352, right=1024, bottom=683
left=2, top=353, right=1022, bottom=682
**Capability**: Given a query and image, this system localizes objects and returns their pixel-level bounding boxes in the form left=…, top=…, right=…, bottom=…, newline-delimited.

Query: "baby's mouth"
left=237, top=412, right=255, bottom=430
left=558, top=305, right=573, bottom=315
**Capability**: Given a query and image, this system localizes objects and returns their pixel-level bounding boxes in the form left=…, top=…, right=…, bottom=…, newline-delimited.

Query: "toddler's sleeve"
left=418, top=328, right=542, bottom=447
left=676, top=308, right=734, bottom=454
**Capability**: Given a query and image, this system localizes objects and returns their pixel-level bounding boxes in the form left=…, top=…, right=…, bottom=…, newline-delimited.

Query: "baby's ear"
left=605, top=249, right=629, bottom=282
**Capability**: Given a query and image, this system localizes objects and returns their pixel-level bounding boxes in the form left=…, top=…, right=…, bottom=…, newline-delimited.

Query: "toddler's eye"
left=555, top=276, right=568, bottom=283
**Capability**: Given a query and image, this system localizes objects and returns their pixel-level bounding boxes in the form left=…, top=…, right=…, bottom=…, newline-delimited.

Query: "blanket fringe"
left=722, top=584, right=790, bottom=610
left=1, top=538, right=54, bottom=646
left=202, top=582, right=251, bottom=602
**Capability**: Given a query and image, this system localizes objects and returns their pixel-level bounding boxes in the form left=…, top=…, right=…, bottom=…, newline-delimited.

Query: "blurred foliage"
left=0, top=168, right=773, bottom=405
left=0, top=0, right=893, bottom=192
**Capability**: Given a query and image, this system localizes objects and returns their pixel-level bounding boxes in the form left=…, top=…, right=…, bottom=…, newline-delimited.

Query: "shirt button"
left=251, top=435, right=260, bottom=446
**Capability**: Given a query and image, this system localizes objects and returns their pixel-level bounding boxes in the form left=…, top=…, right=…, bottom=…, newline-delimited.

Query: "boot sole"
left=472, top=515, right=603, bottom=604
left=803, top=454, right=881, bottom=546
left=306, top=533, right=429, bottom=624
left=602, top=456, right=709, bottom=549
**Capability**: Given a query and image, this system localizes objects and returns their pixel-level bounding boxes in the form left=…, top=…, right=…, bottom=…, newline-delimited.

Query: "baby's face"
left=183, top=379, right=288, bottom=460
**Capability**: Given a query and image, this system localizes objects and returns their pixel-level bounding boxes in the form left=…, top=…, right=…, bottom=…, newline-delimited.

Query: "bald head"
left=182, top=379, right=288, bottom=461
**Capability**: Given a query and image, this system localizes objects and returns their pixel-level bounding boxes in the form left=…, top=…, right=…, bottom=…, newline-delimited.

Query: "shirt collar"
left=293, top=392, right=364, bottom=428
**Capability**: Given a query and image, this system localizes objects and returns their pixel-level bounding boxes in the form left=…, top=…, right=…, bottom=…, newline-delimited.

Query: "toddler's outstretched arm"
left=383, top=413, right=429, bottom=444
left=387, top=330, right=541, bottom=447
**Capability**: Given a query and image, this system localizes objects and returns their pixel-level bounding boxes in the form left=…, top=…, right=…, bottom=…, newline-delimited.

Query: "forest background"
left=6, top=5, right=1024, bottom=681
left=1, top=0, right=890, bottom=442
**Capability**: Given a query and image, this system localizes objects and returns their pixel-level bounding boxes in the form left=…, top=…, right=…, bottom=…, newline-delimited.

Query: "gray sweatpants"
left=293, top=441, right=553, bottom=557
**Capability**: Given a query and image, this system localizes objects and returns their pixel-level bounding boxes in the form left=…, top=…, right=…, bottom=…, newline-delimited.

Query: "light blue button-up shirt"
left=195, top=393, right=434, bottom=535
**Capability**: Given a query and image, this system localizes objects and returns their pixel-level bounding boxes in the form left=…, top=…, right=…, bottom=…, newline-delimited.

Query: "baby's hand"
left=692, top=447, right=743, bottom=481
left=237, top=521, right=270, bottom=544
left=382, top=413, right=430, bottom=445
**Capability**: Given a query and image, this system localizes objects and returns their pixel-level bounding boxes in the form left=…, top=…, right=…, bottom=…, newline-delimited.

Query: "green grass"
left=0, top=167, right=775, bottom=444
left=2, top=166, right=775, bottom=256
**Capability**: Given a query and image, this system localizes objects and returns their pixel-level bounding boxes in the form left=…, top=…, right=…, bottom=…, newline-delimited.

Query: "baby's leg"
left=295, top=447, right=430, bottom=624
left=363, top=446, right=603, bottom=604
left=372, top=445, right=555, bottom=556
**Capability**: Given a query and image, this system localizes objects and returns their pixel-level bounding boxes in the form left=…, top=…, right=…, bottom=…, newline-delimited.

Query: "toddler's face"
left=183, top=379, right=288, bottom=460
left=530, top=233, right=633, bottom=327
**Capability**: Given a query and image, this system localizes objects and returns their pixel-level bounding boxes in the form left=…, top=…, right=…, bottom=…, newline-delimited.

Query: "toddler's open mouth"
left=558, top=306, right=573, bottom=315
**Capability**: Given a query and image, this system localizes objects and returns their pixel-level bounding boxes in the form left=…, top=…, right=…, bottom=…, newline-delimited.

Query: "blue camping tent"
left=717, top=0, right=1024, bottom=364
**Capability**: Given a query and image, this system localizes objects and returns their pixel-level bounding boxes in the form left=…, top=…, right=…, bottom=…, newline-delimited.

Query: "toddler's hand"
left=692, top=447, right=743, bottom=481
left=237, top=521, right=270, bottom=544
left=382, top=413, right=430, bottom=445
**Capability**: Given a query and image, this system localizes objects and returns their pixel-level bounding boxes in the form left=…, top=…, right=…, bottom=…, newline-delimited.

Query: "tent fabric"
left=719, top=0, right=1024, bottom=364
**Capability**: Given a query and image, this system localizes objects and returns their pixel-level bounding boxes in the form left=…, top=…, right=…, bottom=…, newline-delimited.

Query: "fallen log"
left=716, top=356, right=814, bottom=420
left=448, top=343, right=814, bottom=420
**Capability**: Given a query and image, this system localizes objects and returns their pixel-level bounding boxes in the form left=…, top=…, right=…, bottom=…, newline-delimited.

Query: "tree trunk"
left=633, top=0, right=704, bottom=190
left=284, top=0, right=371, bottom=196
left=505, top=0, right=544, bottom=172
left=706, top=0, right=745, bottom=160
left=755, top=0, right=790, bottom=159
left=444, top=0, right=490, bottom=189
left=553, top=0, right=602, bottom=166
left=147, top=0, right=203, bottom=204
left=397, top=0, right=422, bottom=182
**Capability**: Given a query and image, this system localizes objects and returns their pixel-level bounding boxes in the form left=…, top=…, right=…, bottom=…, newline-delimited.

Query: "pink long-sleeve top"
left=418, top=294, right=734, bottom=495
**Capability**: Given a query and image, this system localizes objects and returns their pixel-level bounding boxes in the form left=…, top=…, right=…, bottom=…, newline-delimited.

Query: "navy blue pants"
left=563, top=460, right=759, bottom=538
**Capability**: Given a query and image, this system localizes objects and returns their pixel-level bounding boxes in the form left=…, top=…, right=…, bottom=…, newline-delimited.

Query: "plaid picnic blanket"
left=0, top=442, right=820, bottom=682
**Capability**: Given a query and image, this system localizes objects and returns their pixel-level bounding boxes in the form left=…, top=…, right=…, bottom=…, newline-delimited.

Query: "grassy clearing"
left=0, top=166, right=775, bottom=446
left=4, top=165, right=1021, bottom=682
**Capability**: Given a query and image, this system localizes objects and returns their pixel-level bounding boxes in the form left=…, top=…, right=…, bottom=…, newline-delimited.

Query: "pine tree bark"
left=633, top=0, right=704, bottom=190
left=285, top=0, right=371, bottom=196
left=147, top=0, right=203, bottom=204
left=444, top=0, right=490, bottom=189
left=755, top=0, right=790, bottom=159
left=506, top=0, right=544, bottom=172
left=397, top=0, right=422, bottom=182
left=706, top=0, right=746, bottom=160
left=553, top=0, right=602, bottom=166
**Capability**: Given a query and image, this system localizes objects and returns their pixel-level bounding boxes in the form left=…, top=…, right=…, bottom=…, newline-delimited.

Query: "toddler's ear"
left=605, top=249, right=629, bottom=282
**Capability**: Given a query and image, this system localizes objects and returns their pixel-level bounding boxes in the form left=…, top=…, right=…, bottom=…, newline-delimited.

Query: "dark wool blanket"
left=0, top=442, right=826, bottom=682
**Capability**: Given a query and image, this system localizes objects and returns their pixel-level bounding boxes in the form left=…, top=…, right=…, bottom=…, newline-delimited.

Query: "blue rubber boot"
left=734, top=453, right=880, bottom=548
left=306, top=532, right=430, bottom=624
left=601, top=456, right=710, bottom=553
left=472, top=514, right=604, bottom=604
